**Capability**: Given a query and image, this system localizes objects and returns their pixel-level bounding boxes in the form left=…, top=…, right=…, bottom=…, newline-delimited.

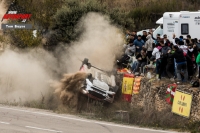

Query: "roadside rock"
left=131, top=77, right=200, bottom=122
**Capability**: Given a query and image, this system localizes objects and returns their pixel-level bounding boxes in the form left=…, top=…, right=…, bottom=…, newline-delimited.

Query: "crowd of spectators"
left=117, top=30, right=200, bottom=84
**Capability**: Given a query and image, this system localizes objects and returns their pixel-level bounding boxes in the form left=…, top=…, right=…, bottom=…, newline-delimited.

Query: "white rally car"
left=79, top=58, right=119, bottom=103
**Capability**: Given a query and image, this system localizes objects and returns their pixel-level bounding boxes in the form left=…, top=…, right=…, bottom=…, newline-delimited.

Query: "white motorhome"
left=138, top=11, right=200, bottom=41
left=158, top=11, right=200, bottom=41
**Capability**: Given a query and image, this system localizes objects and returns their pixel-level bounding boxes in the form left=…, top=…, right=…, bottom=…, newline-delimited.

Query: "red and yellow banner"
left=132, top=76, right=142, bottom=94
left=122, top=73, right=134, bottom=102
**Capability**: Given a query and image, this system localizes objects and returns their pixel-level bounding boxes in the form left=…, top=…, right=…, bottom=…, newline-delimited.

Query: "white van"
left=138, top=11, right=200, bottom=41
left=163, top=11, right=200, bottom=40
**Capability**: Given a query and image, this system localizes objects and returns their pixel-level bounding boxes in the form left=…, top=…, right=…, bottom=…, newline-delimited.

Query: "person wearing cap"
left=133, top=35, right=145, bottom=55
left=168, top=45, right=188, bottom=82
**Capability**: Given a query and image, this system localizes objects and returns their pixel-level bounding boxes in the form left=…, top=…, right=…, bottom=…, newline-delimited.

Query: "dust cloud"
left=0, top=49, right=58, bottom=103
left=50, top=72, right=89, bottom=109
left=65, top=12, right=124, bottom=73
left=52, top=12, right=124, bottom=108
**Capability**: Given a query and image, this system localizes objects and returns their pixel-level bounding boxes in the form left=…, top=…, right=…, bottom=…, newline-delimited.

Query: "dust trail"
left=0, top=49, right=59, bottom=103
left=62, top=12, right=124, bottom=73
left=50, top=72, right=89, bottom=109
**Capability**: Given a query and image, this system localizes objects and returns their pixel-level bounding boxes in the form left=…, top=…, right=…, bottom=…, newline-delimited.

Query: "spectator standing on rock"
left=134, top=35, right=145, bottom=56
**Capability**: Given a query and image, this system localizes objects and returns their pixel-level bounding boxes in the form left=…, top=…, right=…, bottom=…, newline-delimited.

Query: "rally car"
left=79, top=58, right=119, bottom=103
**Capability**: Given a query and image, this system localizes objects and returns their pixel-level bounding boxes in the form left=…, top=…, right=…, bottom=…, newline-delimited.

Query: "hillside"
left=0, top=0, right=200, bottom=49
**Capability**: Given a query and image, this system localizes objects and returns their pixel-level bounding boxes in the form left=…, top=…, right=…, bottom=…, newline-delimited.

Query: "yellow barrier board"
left=172, top=90, right=193, bottom=118
left=122, top=76, right=134, bottom=95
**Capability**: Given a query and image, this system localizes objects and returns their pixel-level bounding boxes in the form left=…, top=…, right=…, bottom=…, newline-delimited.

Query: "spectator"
left=129, top=35, right=135, bottom=43
left=187, top=44, right=195, bottom=65
left=163, top=34, right=169, bottom=44
left=134, top=49, right=148, bottom=74
left=186, top=52, right=194, bottom=80
left=159, top=40, right=171, bottom=80
left=194, top=38, right=198, bottom=44
left=154, top=34, right=161, bottom=44
left=132, top=31, right=138, bottom=41
left=133, top=35, right=145, bottom=55
left=149, top=29, right=154, bottom=35
left=142, top=31, right=147, bottom=42
left=166, top=48, right=175, bottom=81
left=196, top=48, right=200, bottom=87
left=178, top=40, right=188, bottom=54
left=185, top=39, right=190, bottom=46
left=130, top=60, right=138, bottom=73
left=193, top=42, right=199, bottom=59
left=117, top=42, right=136, bottom=67
left=187, top=35, right=192, bottom=43
left=168, top=45, right=188, bottom=82
left=152, top=43, right=162, bottom=79
left=144, top=34, right=154, bottom=60
left=172, top=34, right=180, bottom=46
left=125, top=30, right=130, bottom=39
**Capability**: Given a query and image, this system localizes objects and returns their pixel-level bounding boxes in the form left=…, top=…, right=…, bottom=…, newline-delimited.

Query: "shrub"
left=46, top=0, right=134, bottom=47
left=8, top=28, right=41, bottom=48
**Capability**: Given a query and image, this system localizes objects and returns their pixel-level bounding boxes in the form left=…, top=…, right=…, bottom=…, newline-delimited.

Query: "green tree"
left=8, top=29, right=41, bottom=48
left=46, top=0, right=134, bottom=48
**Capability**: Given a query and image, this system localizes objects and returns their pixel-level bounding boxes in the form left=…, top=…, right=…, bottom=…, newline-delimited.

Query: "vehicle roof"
left=163, top=11, right=200, bottom=18
left=156, top=17, right=163, bottom=24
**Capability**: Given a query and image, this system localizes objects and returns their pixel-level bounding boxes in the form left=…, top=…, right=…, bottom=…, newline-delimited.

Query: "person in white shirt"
left=152, top=43, right=162, bottom=79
